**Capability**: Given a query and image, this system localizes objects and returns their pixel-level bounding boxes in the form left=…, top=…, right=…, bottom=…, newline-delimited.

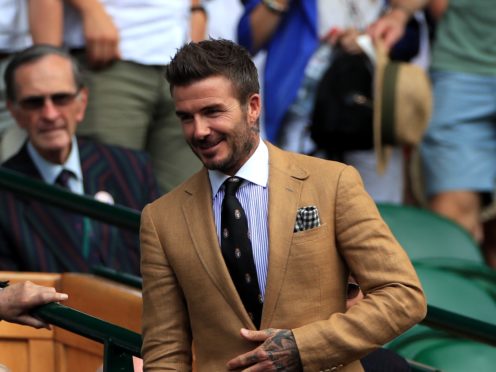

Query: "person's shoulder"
left=1, top=143, right=29, bottom=170
left=268, top=142, right=348, bottom=175
left=1, top=143, right=40, bottom=179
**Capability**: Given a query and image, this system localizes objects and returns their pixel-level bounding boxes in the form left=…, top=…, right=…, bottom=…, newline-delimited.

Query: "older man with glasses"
left=0, top=44, right=161, bottom=275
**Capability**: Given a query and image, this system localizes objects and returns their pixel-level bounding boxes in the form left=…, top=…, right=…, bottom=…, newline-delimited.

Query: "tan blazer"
left=140, top=143, right=426, bottom=371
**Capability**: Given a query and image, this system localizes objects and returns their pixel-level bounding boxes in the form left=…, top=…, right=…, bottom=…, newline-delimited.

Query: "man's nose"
left=40, top=98, right=60, bottom=120
left=192, top=117, right=211, bottom=139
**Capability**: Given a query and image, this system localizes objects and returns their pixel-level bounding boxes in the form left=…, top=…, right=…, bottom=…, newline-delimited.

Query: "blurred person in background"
left=420, top=0, right=496, bottom=267
left=238, top=0, right=429, bottom=204
left=31, top=0, right=204, bottom=193
left=0, top=0, right=62, bottom=159
left=0, top=45, right=160, bottom=274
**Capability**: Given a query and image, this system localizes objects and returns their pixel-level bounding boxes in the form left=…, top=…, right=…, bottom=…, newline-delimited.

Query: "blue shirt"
left=27, top=136, right=84, bottom=194
left=209, top=139, right=270, bottom=299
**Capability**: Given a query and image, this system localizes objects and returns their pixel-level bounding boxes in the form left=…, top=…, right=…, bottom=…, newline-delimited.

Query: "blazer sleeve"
left=292, top=166, right=427, bottom=370
left=140, top=205, right=192, bottom=371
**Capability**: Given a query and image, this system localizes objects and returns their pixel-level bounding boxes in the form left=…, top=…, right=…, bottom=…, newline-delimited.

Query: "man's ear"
left=247, top=93, right=261, bottom=126
left=75, top=87, right=89, bottom=123
left=6, top=100, right=26, bottom=129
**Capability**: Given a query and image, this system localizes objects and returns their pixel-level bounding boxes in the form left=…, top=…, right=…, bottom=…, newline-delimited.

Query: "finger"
left=384, top=28, right=404, bottom=50
left=87, top=41, right=100, bottom=68
left=240, top=359, right=274, bottom=372
left=15, top=315, right=50, bottom=329
left=226, top=348, right=268, bottom=370
left=41, top=291, right=68, bottom=304
left=240, top=328, right=273, bottom=342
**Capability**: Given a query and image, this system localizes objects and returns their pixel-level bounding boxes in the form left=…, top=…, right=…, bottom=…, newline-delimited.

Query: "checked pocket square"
left=294, top=206, right=321, bottom=232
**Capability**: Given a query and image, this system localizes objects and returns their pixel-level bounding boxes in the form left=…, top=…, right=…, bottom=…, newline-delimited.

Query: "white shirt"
left=209, top=139, right=270, bottom=299
left=0, top=0, right=32, bottom=51
left=27, top=136, right=84, bottom=195
left=63, top=0, right=189, bottom=65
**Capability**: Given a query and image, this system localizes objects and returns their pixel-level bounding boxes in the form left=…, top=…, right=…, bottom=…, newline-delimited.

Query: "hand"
left=367, top=8, right=410, bottom=51
left=326, top=28, right=364, bottom=55
left=0, top=281, right=68, bottom=329
left=81, top=4, right=121, bottom=68
left=226, top=328, right=302, bottom=371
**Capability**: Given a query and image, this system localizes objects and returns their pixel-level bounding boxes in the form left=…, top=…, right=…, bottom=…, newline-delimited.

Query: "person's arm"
left=190, top=1, right=207, bottom=42
left=28, top=0, right=63, bottom=45
left=140, top=206, right=193, bottom=370
left=295, top=166, right=426, bottom=370
left=0, top=281, right=68, bottom=329
left=368, top=0, right=429, bottom=50
left=248, top=0, right=291, bottom=52
left=66, top=0, right=120, bottom=68
left=238, top=0, right=291, bottom=54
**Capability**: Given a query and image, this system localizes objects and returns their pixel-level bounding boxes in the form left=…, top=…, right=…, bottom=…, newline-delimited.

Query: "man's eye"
left=178, top=115, right=193, bottom=122
left=204, top=109, right=221, bottom=116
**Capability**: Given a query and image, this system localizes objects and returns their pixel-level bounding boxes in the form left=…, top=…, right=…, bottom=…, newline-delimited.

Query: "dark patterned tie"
left=221, top=177, right=263, bottom=328
left=55, top=169, right=74, bottom=190
left=55, top=169, right=83, bottom=235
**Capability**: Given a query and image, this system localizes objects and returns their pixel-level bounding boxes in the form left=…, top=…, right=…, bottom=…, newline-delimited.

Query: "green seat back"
left=415, top=266, right=496, bottom=322
left=388, top=266, right=496, bottom=371
left=390, top=326, right=496, bottom=372
left=377, top=203, right=484, bottom=263
left=415, top=338, right=496, bottom=372
left=414, top=258, right=496, bottom=302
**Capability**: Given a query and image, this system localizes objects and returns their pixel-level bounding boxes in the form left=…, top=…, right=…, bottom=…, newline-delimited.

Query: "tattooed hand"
left=226, top=328, right=303, bottom=371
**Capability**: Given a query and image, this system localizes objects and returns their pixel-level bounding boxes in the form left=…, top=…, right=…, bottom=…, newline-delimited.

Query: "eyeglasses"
left=346, top=282, right=361, bottom=300
left=16, top=91, right=81, bottom=110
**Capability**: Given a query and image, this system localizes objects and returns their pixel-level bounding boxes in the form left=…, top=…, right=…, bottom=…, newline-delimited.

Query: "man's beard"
left=190, top=125, right=256, bottom=174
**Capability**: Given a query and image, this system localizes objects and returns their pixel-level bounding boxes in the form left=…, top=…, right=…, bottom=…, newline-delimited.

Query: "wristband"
left=191, top=5, right=207, bottom=15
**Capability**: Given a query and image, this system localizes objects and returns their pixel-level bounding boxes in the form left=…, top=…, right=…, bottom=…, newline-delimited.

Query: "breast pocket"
left=290, top=223, right=330, bottom=257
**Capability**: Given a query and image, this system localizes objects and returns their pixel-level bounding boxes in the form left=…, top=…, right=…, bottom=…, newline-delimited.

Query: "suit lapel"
left=262, top=143, right=308, bottom=328
left=182, top=169, right=253, bottom=326
left=78, top=138, right=114, bottom=267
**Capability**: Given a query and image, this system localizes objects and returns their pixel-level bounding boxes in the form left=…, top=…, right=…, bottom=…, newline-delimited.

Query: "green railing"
left=92, top=265, right=142, bottom=289
left=423, top=304, right=496, bottom=347
left=34, top=303, right=141, bottom=372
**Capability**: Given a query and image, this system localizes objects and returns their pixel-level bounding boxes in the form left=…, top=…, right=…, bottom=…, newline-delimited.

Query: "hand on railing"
left=0, top=281, right=68, bottom=329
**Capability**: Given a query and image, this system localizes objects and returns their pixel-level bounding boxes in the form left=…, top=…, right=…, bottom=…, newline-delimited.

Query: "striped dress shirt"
left=209, top=139, right=269, bottom=300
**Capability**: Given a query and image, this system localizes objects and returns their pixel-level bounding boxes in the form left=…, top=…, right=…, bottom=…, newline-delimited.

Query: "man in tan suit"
left=140, top=39, right=427, bottom=371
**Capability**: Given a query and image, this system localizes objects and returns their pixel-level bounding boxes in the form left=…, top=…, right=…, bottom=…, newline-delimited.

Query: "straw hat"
left=373, top=42, right=432, bottom=173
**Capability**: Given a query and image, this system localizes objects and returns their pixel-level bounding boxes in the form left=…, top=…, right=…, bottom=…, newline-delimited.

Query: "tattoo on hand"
left=262, top=329, right=303, bottom=371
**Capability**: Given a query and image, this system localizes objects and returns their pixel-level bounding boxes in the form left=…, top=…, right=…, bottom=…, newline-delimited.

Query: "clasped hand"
left=226, top=328, right=302, bottom=371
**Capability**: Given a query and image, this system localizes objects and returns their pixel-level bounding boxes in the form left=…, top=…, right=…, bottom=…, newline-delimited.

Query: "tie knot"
left=56, top=169, right=74, bottom=188
left=224, top=177, right=242, bottom=196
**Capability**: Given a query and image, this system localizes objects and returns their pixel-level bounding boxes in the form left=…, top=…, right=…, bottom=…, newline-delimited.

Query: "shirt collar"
left=208, top=138, right=269, bottom=197
left=27, top=136, right=83, bottom=185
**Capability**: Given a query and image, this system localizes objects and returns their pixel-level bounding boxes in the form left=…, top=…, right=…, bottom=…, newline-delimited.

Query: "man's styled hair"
left=165, top=39, right=260, bottom=105
left=4, top=44, right=85, bottom=102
